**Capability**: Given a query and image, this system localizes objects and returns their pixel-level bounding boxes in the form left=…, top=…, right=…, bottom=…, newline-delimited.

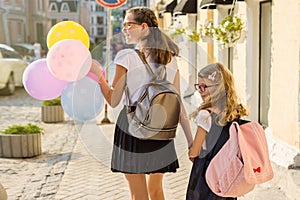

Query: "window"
left=37, top=0, right=44, bottom=11
left=96, top=5, right=104, bottom=12
left=17, top=22, right=22, bottom=35
left=97, top=16, right=104, bottom=25
left=0, top=48, right=22, bottom=59
left=97, top=27, right=104, bottom=35
left=61, top=3, right=70, bottom=12
left=49, top=2, right=58, bottom=12
left=51, top=19, right=57, bottom=26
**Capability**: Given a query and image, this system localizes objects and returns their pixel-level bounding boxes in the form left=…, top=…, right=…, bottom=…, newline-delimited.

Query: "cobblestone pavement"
left=0, top=88, right=299, bottom=200
left=0, top=88, right=78, bottom=200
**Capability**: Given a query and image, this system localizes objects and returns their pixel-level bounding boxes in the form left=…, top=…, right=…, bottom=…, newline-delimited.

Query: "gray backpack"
left=125, top=50, right=181, bottom=140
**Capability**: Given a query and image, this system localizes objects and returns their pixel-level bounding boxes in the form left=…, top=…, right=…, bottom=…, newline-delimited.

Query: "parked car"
left=11, top=43, right=35, bottom=62
left=0, top=44, right=29, bottom=95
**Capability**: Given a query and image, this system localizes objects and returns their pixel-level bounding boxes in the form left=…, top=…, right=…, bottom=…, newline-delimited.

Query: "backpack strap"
left=124, top=74, right=131, bottom=108
left=134, top=49, right=156, bottom=78
left=124, top=50, right=151, bottom=109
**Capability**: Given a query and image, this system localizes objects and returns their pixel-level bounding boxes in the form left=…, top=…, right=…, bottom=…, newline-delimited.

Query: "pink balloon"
left=47, top=39, right=92, bottom=82
left=86, top=72, right=98, bottom=82
left=22, top=58, right=68, bottom=100
left=87, top=59, right=106, bottom=82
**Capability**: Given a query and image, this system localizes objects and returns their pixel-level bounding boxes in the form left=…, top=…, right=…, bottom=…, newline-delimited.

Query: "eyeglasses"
left=122, top=22, right=141, bottom=29
left=194, top=83, right=219, bottom=92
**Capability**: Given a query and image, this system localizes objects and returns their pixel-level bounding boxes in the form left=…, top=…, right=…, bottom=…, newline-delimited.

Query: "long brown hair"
left=192, top=63, right=248, bottom=126
left=126, top=7, right=179, bottom=65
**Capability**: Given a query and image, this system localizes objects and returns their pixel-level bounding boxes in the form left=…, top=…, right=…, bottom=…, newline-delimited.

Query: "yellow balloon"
left=47, top=21, right=90, bottom=50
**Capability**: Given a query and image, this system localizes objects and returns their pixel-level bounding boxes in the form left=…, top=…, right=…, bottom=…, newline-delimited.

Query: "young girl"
left=186, top=62, right=248, bottom=200
left=91, top=7, right=193, bottom=200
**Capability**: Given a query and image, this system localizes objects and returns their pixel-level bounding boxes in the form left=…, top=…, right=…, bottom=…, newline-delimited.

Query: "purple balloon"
left=23, top=58, right=68, bottom=100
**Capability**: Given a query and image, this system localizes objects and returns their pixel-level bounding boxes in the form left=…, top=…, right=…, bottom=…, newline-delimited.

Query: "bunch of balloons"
left=23, top=21, right=105, bottom=121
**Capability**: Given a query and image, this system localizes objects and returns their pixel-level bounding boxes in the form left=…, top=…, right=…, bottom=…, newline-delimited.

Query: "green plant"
left=201, top=21, right=215, bottom=37
left=169, top=27, right=185, bottom=38
left=1, top=123, right=43, bottom=135
left=214, top=15, right=244, bottom=48
left=167, top=21, right=186, bottom=39
left=42, top=97, right=61, bottom=106
left=187, top=30, right=201, bottom=42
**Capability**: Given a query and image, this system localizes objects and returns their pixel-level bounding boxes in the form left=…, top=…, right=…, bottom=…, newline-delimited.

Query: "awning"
left=161, top=0, right=177, bottom=13
left=173, top=0, right=197, bottom=15
left=200, top=0, right=244, bottom=9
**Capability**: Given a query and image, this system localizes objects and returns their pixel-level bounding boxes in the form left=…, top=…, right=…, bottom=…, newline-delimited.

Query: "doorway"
left=259, top=0, right=272, bottom=126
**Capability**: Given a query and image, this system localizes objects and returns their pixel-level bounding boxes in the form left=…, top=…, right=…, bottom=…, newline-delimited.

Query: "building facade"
left=157, top=0, right=300, bottom=167
left=0, top=0, right=150, bottom=50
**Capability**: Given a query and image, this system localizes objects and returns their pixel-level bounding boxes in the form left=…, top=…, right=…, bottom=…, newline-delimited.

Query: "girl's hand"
left=189, top=156, right=195, bottom=163
left=89, top=61, right=102, bottom=80
left=188, top=145, right=199, bottom=163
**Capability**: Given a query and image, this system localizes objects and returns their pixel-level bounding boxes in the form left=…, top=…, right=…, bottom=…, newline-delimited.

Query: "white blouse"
left=114, top=48, right=178, bottom=105
left=196, top=110, right=212, bottom=132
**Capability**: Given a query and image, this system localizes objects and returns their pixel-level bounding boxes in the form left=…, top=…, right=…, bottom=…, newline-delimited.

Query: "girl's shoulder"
left=197, top=109, right=211, bottom=116
left=196, top=109, right=212, bottom=132
left=115, top=48, right=137, bottom=58
left=114, top=49, right=140, bottom=67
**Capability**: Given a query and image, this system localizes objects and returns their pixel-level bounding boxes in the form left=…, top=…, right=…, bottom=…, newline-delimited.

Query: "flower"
left=167, top=21, right=186, bottom=38
left=201, top=21, right=215, bottom=37
left=214, top=15, right=245, bottom=48
left=187, top=30, right=201, bottom=42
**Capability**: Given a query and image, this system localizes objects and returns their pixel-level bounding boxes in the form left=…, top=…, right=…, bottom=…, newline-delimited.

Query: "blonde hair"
left=192, top=62, right=248, bottom=126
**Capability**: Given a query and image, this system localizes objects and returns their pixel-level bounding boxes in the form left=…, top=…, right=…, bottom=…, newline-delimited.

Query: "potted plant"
left=167, top=21, right=186, bottom=43
left=201, top=21, right=215, bottom=43
left=41, top=97, right=64, bottom=123
left=214, top=15, right=245, bottom=48
left=0, top=123, right=43, bottom=158
left=186, top=30, right=201, bottom=43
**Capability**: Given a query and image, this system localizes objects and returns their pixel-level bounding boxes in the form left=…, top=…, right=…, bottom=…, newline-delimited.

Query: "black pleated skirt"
left=111, top=106, right=179, bottom=174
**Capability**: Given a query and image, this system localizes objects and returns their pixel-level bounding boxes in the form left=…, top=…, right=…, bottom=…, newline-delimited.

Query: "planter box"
left=41, top=105, right=64, bottom=123
left=0, top=133, right=42, bottom=158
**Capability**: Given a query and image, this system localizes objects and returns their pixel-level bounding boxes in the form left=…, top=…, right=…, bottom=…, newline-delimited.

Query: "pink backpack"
left=205, top=121, right=274, bottom=197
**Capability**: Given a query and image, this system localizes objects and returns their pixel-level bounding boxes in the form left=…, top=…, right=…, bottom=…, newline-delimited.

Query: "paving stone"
left=0, top=88, right=298, bottom=200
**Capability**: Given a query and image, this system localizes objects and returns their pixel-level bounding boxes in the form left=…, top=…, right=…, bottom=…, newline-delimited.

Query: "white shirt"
left=114, top=48, right=178, bottom=105
left=196, top=110, right=212, bottom=132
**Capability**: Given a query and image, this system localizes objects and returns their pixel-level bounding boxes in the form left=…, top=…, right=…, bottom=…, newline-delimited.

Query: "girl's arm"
left=173, top=69, right=193, bottom=147
left=189, top=126, right=206, bottom=161
left=91, top=63, right=127, bottom=108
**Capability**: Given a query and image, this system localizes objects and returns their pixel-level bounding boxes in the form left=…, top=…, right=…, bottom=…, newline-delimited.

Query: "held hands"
left=188, top=144, right=200, bottom=163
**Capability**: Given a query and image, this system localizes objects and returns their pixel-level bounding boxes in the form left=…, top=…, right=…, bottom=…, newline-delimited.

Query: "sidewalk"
left=55, top=102, right=193, bottom=199
left=54, top=103, right=299, bottom=200
left=0, top=88, right=299, bottom=199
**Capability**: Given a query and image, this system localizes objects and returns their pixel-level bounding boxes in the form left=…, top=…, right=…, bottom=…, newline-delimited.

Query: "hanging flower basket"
left=200, top=21, right=215, bottom=43
left=186, top=30, right=201, bottom=43
left=214, top=15, right=245, bottom=48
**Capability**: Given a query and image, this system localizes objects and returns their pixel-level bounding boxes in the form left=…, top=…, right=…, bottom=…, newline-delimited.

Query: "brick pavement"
left=0, top=88, right=299, bottom=200
left=0, top=88, right=78, bottom=199
left=55, top=122, right=193, bottom=200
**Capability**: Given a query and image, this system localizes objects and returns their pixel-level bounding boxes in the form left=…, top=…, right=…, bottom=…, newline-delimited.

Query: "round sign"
left=96, top=0, right=127, bottom=8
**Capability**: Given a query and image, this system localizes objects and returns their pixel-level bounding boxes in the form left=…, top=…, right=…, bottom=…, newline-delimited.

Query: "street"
left=0, top=88, right=77, bottom=199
